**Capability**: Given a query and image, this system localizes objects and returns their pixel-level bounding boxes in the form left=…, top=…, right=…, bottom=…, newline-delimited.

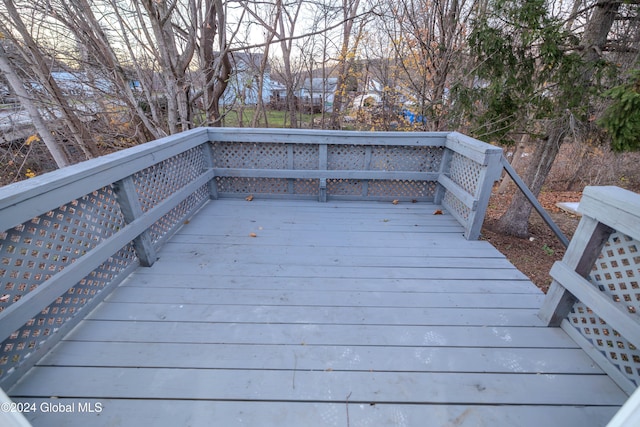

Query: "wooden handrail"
left=500, top=155, right=570, bottom=248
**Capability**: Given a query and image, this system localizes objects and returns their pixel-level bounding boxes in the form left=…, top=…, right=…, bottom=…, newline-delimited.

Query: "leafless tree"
left=376, top=0, right=472, bottom=131
left=326, top=0, right=362, bottom=128
left=0, top=42, right=70, bottom=167
left=1, top=0, right=100, bottom=159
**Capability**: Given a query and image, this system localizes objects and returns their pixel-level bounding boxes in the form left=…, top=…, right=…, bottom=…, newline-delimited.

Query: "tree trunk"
left=3, top=0, right=99, bottom=160
left=497, top=134, right=528, bottom=194
left=496, top=123, right=566, bottom=237
left=251, top=35, right=275, bottom=128
left=60, top=0, right=163, bottom=142
left=329, top=0, right=361, bottom=130
left=278, top=13, right=298, bottom=128
left=202, top=0, right=231, bottom=127
left=0, top=45, right=70, bottom=168
left=142, top=0, right=196, bottom=134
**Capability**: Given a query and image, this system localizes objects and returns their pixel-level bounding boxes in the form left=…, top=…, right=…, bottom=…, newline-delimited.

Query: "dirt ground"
left=481, top=189, right=583, bottom=292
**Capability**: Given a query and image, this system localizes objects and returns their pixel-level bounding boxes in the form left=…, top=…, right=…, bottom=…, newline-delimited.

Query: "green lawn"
left=219, top=107, right=322, bottom=128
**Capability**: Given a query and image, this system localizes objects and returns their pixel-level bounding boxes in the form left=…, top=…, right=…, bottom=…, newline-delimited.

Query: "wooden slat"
left=125, top=274, right=539, bottom=294
left=207, top=127, right=449, bottom=146
left=10, top=399, right=620, bottom=427
left=103, top=287, right=543, bottom=308
left=10, top=367, right=626, bottom=405
left=579, top=186, right=640, bottom=240
left=67, top=321, right=573, bottom=347
left=160, top=242, right=506, bottom=259
left=445, top=131, right=502, bottom=165
left=151, top=251, right=514, bottom=269
left=39, top=341, right=601, bottom=374
left=168, top=232, right=494, bottom=248
left=89, top=304, right=542, bottom=325
left=213, top=167, right=439, bottom=182
left=437, top=174, right=477, bottom=209
left=137, top=262, right=529, bottom=280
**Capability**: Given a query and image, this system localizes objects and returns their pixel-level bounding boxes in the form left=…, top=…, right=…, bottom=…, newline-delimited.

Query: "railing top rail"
left=579, top=186, right=640, bottom=241
left=445, top=132, right=503, bottom=165
left=0, top=128, right=208, bottom=232
left=207, top=127, right=450, bottom=146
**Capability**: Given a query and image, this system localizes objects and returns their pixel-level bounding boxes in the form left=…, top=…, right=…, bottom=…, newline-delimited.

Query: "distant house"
left=270, top=81, right=287, bottom=101
left=222, top=52, right=272, bottom=107
left=37, top=71, right=140, bottom=98
left=269, top=81, right=288, bottom=109
left=49, top=72, right=108, bottom=97
left=298, top=77, right=338, bottom=112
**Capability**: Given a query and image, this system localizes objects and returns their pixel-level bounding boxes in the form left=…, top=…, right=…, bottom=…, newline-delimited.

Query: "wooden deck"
left=8, top=199, right=627, bottom=426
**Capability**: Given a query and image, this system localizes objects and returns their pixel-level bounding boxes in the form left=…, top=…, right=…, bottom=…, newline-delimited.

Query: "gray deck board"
left=8, top=199, right=627, bottom=426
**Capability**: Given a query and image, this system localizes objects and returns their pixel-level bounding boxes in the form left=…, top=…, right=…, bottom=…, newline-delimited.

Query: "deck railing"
left=539, top=186, right=640, bottom=395
left=0, top=128, right=502, bottom=387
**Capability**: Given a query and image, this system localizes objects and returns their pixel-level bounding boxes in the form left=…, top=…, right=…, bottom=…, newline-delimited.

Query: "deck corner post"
left=538, top=216, right=613, bottom=326
left=113, top=176, right=158, bottom=267
left=465, top=148, right=503, bottom=240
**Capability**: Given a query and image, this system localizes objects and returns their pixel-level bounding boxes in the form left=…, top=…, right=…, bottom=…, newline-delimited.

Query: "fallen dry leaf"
left=433, top=209, right=443, bottom=215
left=245, top=194, right=254, bottom=201
left=392, top=199, right=399, bottom=205
left=249, top=232, right=257, bottom=238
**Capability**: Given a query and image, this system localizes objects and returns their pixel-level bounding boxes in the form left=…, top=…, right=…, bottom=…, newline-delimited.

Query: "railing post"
left=465, top=148, right=502, bottom=240
left=319, top=143, right=328, bottom=202
left=202, top=141, right=219, bottom=199
left=538, top=216, right=613, bottom=325
left=113, top=176, right=158, bottom=267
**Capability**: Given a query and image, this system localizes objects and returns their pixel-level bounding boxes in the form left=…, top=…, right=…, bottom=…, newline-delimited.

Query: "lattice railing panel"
left=0, top=186, right=136, bottom=379
left=370, top=146, right=443, bottom=172
left=215, top=177, right=289, bottom=194
left=0, top=243, right=137, bottom=378
left=567, top=231, right=640, bottom=386
left=212, top=142, right=288, bottom=169
left=590, top=232, right=640, bottom=312
left=148, top=185, right=210, bottom=248
left=293, top=179, right=319, bottom=195
left=368, top=180, right=437, bottom=198
left=568, top=302, right=640, bottom=386
left=328, top=146, right=366, bottom=170
left=443, top=191, right=470, bottom=220
left=0, top=186, right=125, bottom=312
left=327, top=179, right=363, bottom=196
left=293, top=145, right=319, bottom=170
left=449, top=152, right=482, bottom=196
left=133, top=145, right=207, bottom=212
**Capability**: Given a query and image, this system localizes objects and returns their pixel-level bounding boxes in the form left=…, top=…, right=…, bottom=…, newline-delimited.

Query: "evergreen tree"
left=599, top=69, right=640, bottom=152
left=458, top=0, right=622, bottom=238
